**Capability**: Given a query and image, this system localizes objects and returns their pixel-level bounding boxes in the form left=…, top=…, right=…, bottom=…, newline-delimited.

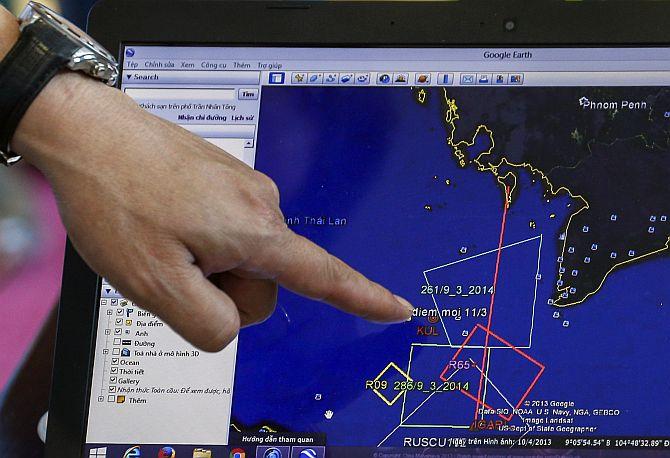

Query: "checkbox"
left=108, top=386, right=116, bottom=393
left=114, top=338, right=121, bottom=345
left=112, top=358, right=119, bottom=365
left=113, top=348, right=120, bottom=355
left=114, top=328, right=122, bottom=335
left=108, top=395, right=115, bottom=403
left=110, top=367, right=118, bottom=374
left=110, top=376, right=117, bottom=383
left=115, top=318, right=123, bottom=325
left=116, top=309, right=124, bottom=316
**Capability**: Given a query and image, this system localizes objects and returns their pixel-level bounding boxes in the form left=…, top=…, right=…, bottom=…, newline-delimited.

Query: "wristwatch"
left=0, top=1, right=119, bottom=166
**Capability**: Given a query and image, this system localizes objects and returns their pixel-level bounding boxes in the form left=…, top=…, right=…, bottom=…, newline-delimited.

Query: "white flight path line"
left=376, top=369, right=461, bottom=447
left=528, top=234, right=543, bottom=347
left=423, top=235, right=541, bottom=273
left=468, top=358, right=525, bottom=421
left=479, top=350, right=492, bottom=420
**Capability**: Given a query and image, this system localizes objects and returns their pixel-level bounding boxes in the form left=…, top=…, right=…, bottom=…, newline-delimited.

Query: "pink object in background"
left=0, top=173, right=66, bottom=390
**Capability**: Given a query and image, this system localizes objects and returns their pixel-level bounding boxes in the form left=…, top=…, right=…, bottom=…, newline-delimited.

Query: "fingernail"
left=394, top=295, right=415, bottom=321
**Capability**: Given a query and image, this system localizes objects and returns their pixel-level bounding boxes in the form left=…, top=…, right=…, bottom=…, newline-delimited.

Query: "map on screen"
left=233, top=85, right=670, bottom=447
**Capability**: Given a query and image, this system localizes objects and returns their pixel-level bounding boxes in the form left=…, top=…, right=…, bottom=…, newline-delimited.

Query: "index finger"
left=267, top=232, right=414, bottom=323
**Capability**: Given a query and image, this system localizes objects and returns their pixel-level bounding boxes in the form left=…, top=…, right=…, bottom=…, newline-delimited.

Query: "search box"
left=124, top=88, right=236, bottom=103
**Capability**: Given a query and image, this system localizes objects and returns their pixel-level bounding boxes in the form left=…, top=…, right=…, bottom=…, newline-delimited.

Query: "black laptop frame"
left=45, top=1, right=670, bottom=457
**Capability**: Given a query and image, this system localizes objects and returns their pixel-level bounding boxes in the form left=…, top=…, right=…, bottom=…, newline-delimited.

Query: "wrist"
left=2, top=5, right=132, bottom=170
left=12, top=72, right=135, bottom=170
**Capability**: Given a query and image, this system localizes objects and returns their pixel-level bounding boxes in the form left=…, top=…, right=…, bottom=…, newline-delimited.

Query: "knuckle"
left=254, top=204, right=288, bottom=242
left=254, top=172, right=281, bottom=201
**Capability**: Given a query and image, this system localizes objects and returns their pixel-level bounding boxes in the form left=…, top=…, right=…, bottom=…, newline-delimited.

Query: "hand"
left=2, top=11, right=413, bottom=351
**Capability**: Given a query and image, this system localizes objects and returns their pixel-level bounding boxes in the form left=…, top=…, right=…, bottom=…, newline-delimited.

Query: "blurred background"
left=0, top=0, right=94, bottom=398
left=2, top=0, right=93, bottom=28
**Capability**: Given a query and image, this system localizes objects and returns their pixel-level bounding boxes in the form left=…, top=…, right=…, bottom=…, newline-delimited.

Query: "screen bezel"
left=46, top=1, right=670, bottom=457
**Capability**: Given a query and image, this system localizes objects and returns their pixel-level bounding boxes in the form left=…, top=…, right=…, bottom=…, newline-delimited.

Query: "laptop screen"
left=84, top=46, right=670, bottom=458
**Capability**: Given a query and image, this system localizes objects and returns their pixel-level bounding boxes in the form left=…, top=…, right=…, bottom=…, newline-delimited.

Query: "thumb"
left=140, top=263, right=241, bottom=352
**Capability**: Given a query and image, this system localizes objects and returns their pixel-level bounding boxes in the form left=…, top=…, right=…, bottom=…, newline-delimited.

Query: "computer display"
left=84, top=46, right=670, bottom=457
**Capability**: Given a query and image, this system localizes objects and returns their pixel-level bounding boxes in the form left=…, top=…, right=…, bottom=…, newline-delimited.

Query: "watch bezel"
left=18, top=1, right=119, bottom=86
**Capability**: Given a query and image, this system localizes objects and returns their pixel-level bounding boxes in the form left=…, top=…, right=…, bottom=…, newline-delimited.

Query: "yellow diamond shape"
left=372, top=362, right=412, bottom=406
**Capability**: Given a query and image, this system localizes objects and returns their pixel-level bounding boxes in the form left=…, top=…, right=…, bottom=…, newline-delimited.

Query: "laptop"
left=45, top=1, right=670, bottom=457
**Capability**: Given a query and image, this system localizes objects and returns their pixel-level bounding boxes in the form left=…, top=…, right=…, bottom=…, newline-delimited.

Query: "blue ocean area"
left=231, top=87, right=670, bottom=446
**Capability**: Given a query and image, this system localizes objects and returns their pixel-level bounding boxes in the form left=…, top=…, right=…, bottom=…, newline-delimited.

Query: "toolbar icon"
left=158, top=447, right=175, bottom=458
left=291, top=447, right=326, bottom=458
left=340, top=73, right=354, bottom=84
left=324, top=72, right=339, bottom=84
left=269, top=72, right=285, bottom=84
left=307, top=73, right=323, bottom=84
left=123, top=446, right=141, bottom=458
left=257, top=447, right=290, bottom=458
left=393, top=72, right=409, bottom=84
left=437, top=73, right=453, bottom=85
left=89, top=447, right=107, bottom=458
left=230, top=449, right=246, bottom=458
left=494, top=73, right=507, bottom=84
left=460, top=73, right=476, bottom=85
left=378, top=73, right=392, bottom=84
left=509, top=73, right=524, bottom=84
left=291, top=72, right=307, bottom=84
left=355, top=73, right=370, bottom=84
left=477, top=73, right=492, bottom=84
left=415, top=73, right=431, bottom=84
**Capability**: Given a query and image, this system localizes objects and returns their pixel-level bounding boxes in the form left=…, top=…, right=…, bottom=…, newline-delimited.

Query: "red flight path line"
left=473, top=185, right=511, bottom=421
